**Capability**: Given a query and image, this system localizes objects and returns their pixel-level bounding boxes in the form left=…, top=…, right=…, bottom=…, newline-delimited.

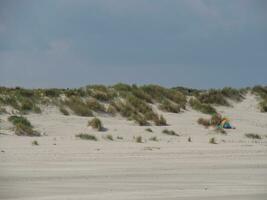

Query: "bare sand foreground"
left=0, top=94, right=267, bottom=200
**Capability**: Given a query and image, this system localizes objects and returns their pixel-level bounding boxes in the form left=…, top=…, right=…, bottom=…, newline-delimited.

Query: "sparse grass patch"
left=159, top=100, right=180, bottom=113
left=162, top=129, right=179, bottom=136
left=32, top=140, right=39, bottom=145
left=136, top=136, right=143, bottom=143
left=106, top=104, right=117, bottom=115
left=15, top=123, right=40, bottom=136
left=65, top=97, right=93, bottom=116
left=154, top=114, right=168, bottom=126
left=189, top=98, right=217, bottom=114
left=59, top=106, right=69, bottom=115
left=149, top=136, right=158, bottom=141
left=245, top=133, right=261, bottom=139
left=88, top=117, right=103, bottom=131
left=259, top=100, right=267, bottom=112
left=8, top=115, right=32, bottom=127
left=252, top=86, right=267, bottom=112
left=106, top=134, right=113, bottom=141
left=86, top=99, right=106, bottom=112
left=76, top=133, right=97, bottom=141
left=145, top=128, right=153, bottom=132
left=209, top=137, right=217, bottom=144
left=0, top=106, right=7, bottom=114
left=197, top=89, right=230, bottom=106
left=8, top=115, right=40, bottom=136
left=116, top=136, right=123, bottom=140
left=198, top=114, right=223, bottom=128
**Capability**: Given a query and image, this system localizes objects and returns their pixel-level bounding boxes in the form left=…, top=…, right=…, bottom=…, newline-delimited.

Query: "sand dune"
left=0, top=94, right=267, bottom=200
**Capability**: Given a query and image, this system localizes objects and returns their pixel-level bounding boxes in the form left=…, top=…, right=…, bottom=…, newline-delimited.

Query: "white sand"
left=0, top=94, right=267, bottom=200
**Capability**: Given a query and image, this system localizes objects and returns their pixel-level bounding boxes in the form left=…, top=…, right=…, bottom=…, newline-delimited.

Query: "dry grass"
left=76, top=133, right=97, bottom=141
left=64, top=97, right=93, bottom=116
left=209, top=137, right=217, bottom=144
left=245, top=133, right=261, bottom=139
left=162, top=129, right=179, bottom=136
left=59, top=106, right=69, bottom=115
left=145, top=128, right=153, bottom=132
left=32, top=140, right=39, bottom=145
left=149, top=136, right=158, bottom=141
left=88, top=117, right=103, bottom=131
left=106, top=134, right=113, bottom=141
left=15, top=123, right=40, bottom=136
left=189, top=98, right=217, bottom=114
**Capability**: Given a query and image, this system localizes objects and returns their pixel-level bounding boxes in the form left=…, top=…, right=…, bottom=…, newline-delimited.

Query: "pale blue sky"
left=0, top=0, right=266, bottom=88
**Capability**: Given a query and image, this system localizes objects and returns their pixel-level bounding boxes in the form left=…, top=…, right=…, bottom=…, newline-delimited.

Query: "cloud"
left=0, top=0, right=266, bottom=88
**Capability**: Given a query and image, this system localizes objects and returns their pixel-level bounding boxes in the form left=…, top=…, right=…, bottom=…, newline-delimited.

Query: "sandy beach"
left=0, top=93, right=266, bottom=200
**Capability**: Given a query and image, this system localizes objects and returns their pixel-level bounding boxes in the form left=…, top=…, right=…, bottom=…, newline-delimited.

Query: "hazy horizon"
left=0, top=0, right=267, bottom=89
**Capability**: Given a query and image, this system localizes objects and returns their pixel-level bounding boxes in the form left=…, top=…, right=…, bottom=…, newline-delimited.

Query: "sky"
left=0, top=0, right=266, bottom=89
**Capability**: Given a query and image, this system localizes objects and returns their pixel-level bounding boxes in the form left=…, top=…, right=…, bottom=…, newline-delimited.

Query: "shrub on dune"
left=15, top=123, right=40, bottom=136
left=106, top=104, right=117, bottom=115
left=65, top=97, right=93, bottom=116
left=159, top=99, right=181, bottom=113
left=8, top=115, right=40, bottom=136
left=88, top=117, right=103, bottom=131
left=189, top=98, right=217, bottom=115
left=8, top=115, right=32, bottom=127
left=59, top=106, right=69, bottom=115
left=86, top=98, right=106, bottom=112
left=154, top=114, right=168, bottom=126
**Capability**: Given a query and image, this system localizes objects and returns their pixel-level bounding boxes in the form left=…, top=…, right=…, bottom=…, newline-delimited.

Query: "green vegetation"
left=189, top=98, right=217, bottom=114
left=59, top=106, right=69, bottom=115
left=64, top=97, right=93, bottom=116
left=86, top=98, right=106, bottom=112
left=135, top=136, right=143, bottom=143
left=162, top=129, right=179, bottom=136
left=76, top=133, right=97, bottom=141
left=0, top=106, right=7, bottom=114
left=106, top=134, right=113, bottom=141
left=252, top=86, right=267, bottom=112
left=154, top=114, right=168, bottom=126
left=145, top=128, right=153, bottom=132
left=8, top=115, right=32, bottom=128
left=32, top=140, right=39, bottom=145
left=198, top=114, right=223, bottom=128
left=8, top=115, right=40, bottom=136
left=245, top=133, right=261, bottom=139
left=116, top=136, right=123, bottom=140
left=195, top=87, right=244, bottom=106
left=159, top=99, right=181, bottom=113
left=149, top=136, right=158, bottom=141
left=15, top=123, right=40, bottom=136
left=88, top=117, right=103, bottom=131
